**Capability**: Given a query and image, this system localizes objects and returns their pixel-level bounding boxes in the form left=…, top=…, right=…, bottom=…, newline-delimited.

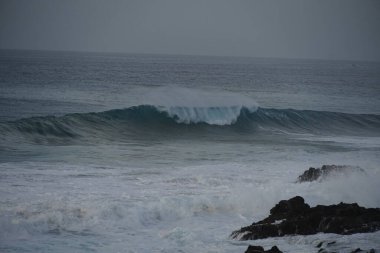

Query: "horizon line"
left=1, top=47, right=379, bottom=64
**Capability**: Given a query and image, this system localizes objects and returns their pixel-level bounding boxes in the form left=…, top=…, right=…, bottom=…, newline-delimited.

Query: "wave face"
left=246, top=108, right=380, bottom=134
left=1, top=105, right=380, bottom=141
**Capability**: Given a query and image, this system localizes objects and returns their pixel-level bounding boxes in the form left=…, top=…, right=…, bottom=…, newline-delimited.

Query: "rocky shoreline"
left=243, top=244, right=376, bottom=253
left=232, top=165, right=379, bottom=253
left=231, top=196, right=380, bottom=240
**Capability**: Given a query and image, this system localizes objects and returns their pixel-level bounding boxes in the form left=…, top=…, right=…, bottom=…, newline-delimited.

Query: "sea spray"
left=144, top=87, right=258, bottom=125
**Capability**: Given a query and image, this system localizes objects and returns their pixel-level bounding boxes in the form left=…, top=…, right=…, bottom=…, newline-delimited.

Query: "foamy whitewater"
left=0, top=51, right=380, bottom=253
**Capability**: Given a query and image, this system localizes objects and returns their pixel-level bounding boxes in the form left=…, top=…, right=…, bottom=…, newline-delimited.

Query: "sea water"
left=0, top=50, right=380, bottom=253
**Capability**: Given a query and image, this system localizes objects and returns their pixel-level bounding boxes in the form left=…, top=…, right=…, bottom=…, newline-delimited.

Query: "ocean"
left=0, top=50, right=380, bottom=253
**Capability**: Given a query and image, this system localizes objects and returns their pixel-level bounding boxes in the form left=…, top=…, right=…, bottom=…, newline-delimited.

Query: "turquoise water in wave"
left=1, top=50, right=380, bottom=253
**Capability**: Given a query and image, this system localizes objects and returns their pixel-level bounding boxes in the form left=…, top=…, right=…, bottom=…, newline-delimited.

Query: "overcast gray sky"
left=0, top=0, right=379, bottom=60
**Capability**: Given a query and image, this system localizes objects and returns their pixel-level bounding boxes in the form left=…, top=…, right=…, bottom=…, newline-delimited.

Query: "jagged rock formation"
left=315, top=241, right=376, bottom=253
left=244, top=245, right=282, bottom=253
left=242, top=242, right=376, bottom=253
left=231, top=196, right=380, bottom=240
left=296, top=165, right=365, bottom=182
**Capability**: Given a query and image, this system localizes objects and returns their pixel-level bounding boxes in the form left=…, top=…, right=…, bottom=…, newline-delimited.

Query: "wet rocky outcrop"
left=296, top=165, right=365, bottom=182
left=317, top=248, right=376, bottom=253
left=315, top=240, right=376, bottom=253
left=242, top=242, right=377, bottom=253
left=231, top=196, right=380, bottom=240
left=244, top=245, right=282, bottom=253
left=350, top=249, right=376, bottom=253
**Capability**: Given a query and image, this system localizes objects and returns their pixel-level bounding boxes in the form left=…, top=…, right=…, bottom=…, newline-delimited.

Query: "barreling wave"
left=1, top=105, right=380, bottom=142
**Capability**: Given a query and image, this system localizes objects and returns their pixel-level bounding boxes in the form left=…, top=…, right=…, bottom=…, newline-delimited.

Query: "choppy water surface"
left=1, top=50, right=380, bottom=253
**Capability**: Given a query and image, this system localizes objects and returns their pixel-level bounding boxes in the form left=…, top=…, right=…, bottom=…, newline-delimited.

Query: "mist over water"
left=1, top=51, right=380, bottom=252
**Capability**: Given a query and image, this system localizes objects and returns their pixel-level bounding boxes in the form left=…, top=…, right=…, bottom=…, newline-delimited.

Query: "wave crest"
left=143, top=87, right=258, bottom=125
left=157, top=105, right=256, bottom=125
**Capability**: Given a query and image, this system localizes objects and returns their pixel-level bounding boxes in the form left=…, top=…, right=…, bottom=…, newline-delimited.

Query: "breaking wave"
left=1, top=105, right=380, bottom=141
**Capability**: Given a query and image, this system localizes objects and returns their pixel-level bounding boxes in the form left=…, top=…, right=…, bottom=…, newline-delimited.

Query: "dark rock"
left=315, top=241, right=339, bottom=253
left=316, top=243, right=376, bottom=253
left=297, top=165, right=365, bottom=183
left=231, top=196, right=380, bottom=240
left=245, top=245, right=283, bottom=253
left=298, top=166, right=321, bottom=182
left=245, top=245, right=264, bottom=253
left=327, top=241, right=336, bottom=246
left=269, top=246, right=282, bottom=253
left=351, top=249, right=377, bottom=253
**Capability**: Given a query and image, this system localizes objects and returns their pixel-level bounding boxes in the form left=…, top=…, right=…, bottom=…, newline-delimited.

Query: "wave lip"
left=157, top=105, right=256, bottom=125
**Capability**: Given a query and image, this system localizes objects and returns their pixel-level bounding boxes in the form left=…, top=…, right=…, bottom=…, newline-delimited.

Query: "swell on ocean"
left=1, top=88, right=380, bottom=143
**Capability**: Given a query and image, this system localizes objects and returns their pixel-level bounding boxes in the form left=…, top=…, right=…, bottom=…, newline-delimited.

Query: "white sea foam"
left=143, top=87, right=258, bottom=125
left=1, top=147, right=379, bottom=253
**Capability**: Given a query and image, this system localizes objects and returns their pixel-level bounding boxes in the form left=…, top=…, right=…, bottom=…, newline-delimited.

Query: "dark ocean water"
left=0, top=50, right=380, bottom=253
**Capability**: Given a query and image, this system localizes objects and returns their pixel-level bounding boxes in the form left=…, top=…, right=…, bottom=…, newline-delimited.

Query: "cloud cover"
left=0, top=0, right=379, bottom=60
